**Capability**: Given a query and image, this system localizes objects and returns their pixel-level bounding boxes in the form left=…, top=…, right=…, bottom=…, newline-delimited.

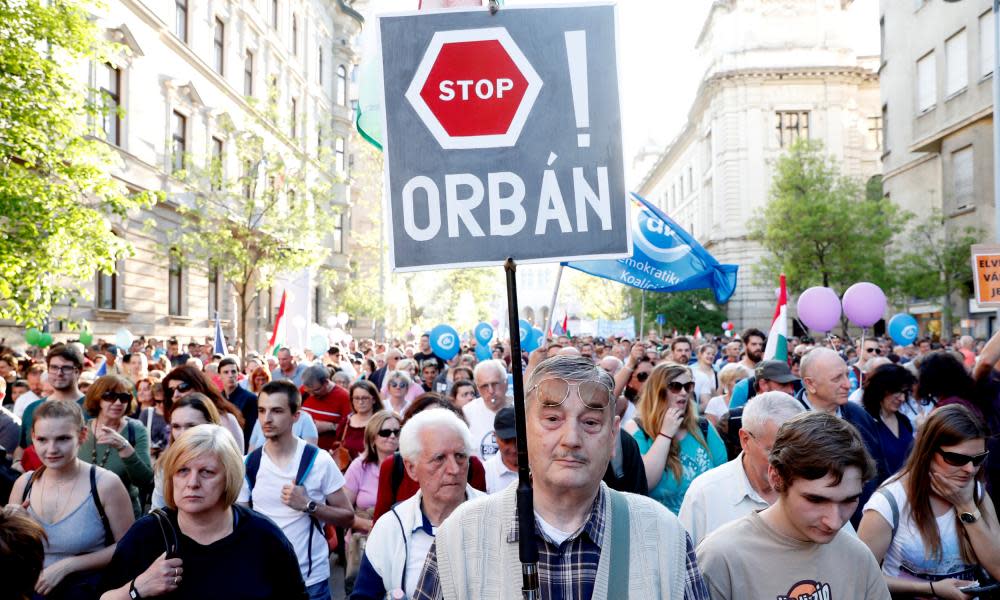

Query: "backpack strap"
left=150, top=508, right=179, bottom=558
left=89, top=465, right=115, bottom=546
left=21, top=466, right=44, bottom=502
left=607, top=489, right=630, bottom=598
left=877, top=488, right=899, bottom=538
left=125, top=420, right=136, bottom=448
left=697, top=416, right=710, bottom=440
left=390, top=452, right=404, bottom=506
left=294, top=444, right=323, bottom=579
left=243, top=447, right=264, bottom=509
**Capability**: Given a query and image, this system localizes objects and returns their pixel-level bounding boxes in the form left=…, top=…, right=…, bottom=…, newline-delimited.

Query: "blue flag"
left=95, top=360, right=107, bottom=377
left=213, top=312, right=228, bottom=355
left=564, top=193, right=738, bottom=304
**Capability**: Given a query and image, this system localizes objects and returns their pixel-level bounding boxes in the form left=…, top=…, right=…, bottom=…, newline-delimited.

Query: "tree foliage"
left=627, top=288, right=727, bottom=336
left=749, top=140, right=907, bottom=296
left=0, top=0, right=151, bottom=327
left=892, top=210, right=982, bottom=337
left=567, top=270, right=630, bottom=321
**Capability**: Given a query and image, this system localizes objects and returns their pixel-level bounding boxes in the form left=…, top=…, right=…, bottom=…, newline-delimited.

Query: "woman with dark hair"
left=917, top=351, right=983, bottom=421
left=162, top=365, right=244, bottom=450
left=862, top=364, right=918, bottom=483
left=339, top=381, right=386, bottom=461
left=859, top=404, right=1000, bottom=598
left=79, top=375, right=154, bottom=518
left=135, top=376, right=169, bottom=457
left=449, top=380, right=476, bottom=409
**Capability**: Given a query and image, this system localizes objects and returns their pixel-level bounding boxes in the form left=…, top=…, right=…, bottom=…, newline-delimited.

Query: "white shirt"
left=462, top=397, right=506, bottom=460
left=678, top=454, right=768, bottom=547
left=483, top=452, right=518, bottom=495
left=13, top=391, right=39, bottom=419
left=238, top=438, right=345, bottom=586
left=693, top=368, right=716, bottom=401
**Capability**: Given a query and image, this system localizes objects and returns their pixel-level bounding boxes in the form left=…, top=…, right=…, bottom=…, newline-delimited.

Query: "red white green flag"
left=764, top=274, right=788, bottom=361
left=267, top=291, right=288, bottom=356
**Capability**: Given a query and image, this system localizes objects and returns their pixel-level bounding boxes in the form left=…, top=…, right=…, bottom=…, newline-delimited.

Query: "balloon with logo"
left=474, top=322, right=493, bottom=346
left=429, top=324, right=460, bottom=360
left=115, top=327, right=134, bottom=351
left=842, top=282, right=887, bottom=328
left=887, top=313, right=919, bottom=346
left=524, top=327, right=544, bottom=353
left=475, top=344, right=492, bottom=361
left=796, top=287, right=841, bottom=332
left=517, top=319, right=532, bottom=346
left=25, top=328, right=41, bottom=346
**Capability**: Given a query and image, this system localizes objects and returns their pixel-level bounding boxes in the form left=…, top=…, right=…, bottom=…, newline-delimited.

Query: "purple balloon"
left=796, top=287, right=842, bottom=332
left=842, top=282, right=887, bottom=328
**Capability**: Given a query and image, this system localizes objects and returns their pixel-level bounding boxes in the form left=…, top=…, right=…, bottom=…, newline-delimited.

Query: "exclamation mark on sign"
left=564, top=30, right=589, bottom=148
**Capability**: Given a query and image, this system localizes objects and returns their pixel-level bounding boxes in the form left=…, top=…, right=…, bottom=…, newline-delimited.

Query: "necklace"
left=39, top=464, right=80, bottom=523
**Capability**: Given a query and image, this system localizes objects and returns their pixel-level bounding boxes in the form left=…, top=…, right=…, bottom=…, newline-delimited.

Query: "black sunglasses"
left=635, top=371, right=649, bottom=382
left=101, top=391, right=132, bottom=404
left=938, top=449, right=989, bottom=468
left=667, top=381, right=695, bottom=394
left=377, top=428, right=401, bottom=438
left=865, top=347, right=882, bottom=355
left=170, top=381, right=192, bottom=393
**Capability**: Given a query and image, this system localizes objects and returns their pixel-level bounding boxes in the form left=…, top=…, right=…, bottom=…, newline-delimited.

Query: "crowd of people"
left=1, top=325, right=999, bottom=599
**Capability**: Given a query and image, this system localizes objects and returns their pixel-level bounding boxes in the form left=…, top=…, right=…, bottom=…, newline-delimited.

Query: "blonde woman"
left=623, top=362, right=727, bottom=514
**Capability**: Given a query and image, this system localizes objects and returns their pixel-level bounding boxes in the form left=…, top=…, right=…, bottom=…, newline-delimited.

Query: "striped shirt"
left=411, top=487, right=710, bottom=600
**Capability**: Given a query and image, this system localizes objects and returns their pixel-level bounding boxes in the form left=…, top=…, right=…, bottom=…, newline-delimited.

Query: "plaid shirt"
left=411, top=487, right=710, bottom=600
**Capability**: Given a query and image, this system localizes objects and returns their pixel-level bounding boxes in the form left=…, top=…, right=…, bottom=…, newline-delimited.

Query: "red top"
left=372, top=453, right=487, bottom=523
left=301, top=384, right=351, bottom=451
left=340, top=422, right=366, bottom=460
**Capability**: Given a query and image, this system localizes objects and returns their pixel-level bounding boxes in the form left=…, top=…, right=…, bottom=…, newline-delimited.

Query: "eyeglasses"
left=635, top=371, right=650, bottom=383
left=101, top=391, right=132, bottom=404
left=377, top=428, right=401, bottom=438
left=938, top=449, right=989, bottom=468
left=353, top=395, right=374, bottom=403
left=667, top=381, right=695, bottom=394
left=388, top=381, right=407, bottom=388
left=527, top=377, right=613, bottom=411
left=48, top=365, right=78, bottom=375
left=169, top=381, right=192, bottom=393
left=865, top=347, right=882, bottom=355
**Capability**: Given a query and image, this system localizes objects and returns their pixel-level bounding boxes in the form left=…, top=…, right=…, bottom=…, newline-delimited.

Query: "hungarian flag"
left=267, top=291, right=288, bottom=356
left=694, top=326, right=702, bottom=340
left=764, top=274, right=788, bottom=361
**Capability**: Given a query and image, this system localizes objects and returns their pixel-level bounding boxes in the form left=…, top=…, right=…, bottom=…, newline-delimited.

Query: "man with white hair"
left=350, top=408, right=484, bottom=600
left=464, top=359, right=511, bottom=459
left=679, top=392, right=805, bottom=546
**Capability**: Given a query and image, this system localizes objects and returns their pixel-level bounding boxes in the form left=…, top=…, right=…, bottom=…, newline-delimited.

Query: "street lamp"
left=944, top=0, right=999, bottom=335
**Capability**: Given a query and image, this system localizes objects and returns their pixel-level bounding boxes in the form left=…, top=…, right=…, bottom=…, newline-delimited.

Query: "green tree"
left=628, top=288, right=727, bottom=337
left=567, top=270, right=630, bottom=321
left=749, top=140, right=907, bottom=331
left=892, top=210, right=982, bottom=338
left=0, top=0, right=151, bottom=327
left=166, top=120, right=338, bottom=357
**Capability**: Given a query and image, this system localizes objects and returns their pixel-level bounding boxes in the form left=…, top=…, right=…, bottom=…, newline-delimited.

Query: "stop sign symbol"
left=405, top=28, right=543, bottom=150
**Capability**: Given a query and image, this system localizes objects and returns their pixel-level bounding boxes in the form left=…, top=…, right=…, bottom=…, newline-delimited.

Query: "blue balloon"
left=887, top=313, right=919, bottom=346
left=474, top=322, right=493, bottom=345
left=475, top=344, right=492, bottom=361
left=429, top=324, right=461, bottom=360
left=518, top=319, right=532, bottom=344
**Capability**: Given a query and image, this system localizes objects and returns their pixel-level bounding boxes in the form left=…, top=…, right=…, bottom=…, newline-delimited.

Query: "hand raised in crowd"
left=627, top=342, right=645, bottom=369
left=930, top=578, right=978, bottom=600
left=133, top=552, right=184, bottom=597
left=281, top=484, right=310, bottom=512
left=660, top=407, right=684, bottom=439
left=97, top=425, right=134, bottom=458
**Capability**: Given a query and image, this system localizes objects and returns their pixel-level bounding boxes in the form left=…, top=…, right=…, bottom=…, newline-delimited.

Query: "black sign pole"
left=503, top=257, right=539, bottom=599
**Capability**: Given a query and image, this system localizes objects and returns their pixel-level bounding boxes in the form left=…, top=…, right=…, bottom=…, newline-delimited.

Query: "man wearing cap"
left=727, top=359, right=801, bottom=411
left=483, top=407, right=518, bottom=494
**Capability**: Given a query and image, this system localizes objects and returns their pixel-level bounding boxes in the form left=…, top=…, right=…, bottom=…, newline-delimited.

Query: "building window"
left=271, top=0, right=278, bottom=29
left=917, top=51, right=936, bottom=112
left=97, top=268, right=118, bottom=309
left=99, top=63, right=121, bottom=146
left=980, top=11, right=994, bottom=79
left=268, top=74, right=278, bottom=113
left=211, top=136, right=224, bottom=190
left=952, top=145, right=974, bottom=212
left=687, top=166, right=693, bottom=193
left=332, top=213, right=343, bottom=253
left=290, top=97, right=297, bottom=139
left=336, top=65, right=347, bottom=106
left=868, top=115, right=883, bottom=151
left=214, top=18, right=225, bottom=75
left=318, top=48, right=324, bottom=85
left=881, top=104, right=889, bottom=152
left=291, top=15, right=298, bottom=55
left=208, top=263, right=220, bottom=316
left=243, top=160, right=253, bottom=198
left=775, top=111, right=809, bottom=147
left=168, top=250, right=183, bottom=316
left=244, top=50, right=254, bottom=96
left=945, top=29, right=968, bottom=96
left=879, top=16, right=886, bottom=65
left=175, top=0, right=188, bottom=43
left=335, top=137, right=345, bottom=173
left=312, top=286, right=321, bottom=323
left=171, top=111, right=186, bottom=173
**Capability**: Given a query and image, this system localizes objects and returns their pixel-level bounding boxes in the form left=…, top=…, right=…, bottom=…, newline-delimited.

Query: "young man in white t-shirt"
left=238, top=380, right=354, bottom=600
left=697, top=411, right=890, bottom=600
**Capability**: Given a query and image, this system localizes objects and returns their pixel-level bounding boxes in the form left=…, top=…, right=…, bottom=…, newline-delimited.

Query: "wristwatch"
left=960, top=509, right=981, bottom=524
left=304, top=500, right=318, bottom=514
left=129, top=579, right=143, bottom=599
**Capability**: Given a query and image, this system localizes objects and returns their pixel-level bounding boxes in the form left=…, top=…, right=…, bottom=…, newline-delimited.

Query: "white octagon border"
left=405, top=27, right=543, bottom=150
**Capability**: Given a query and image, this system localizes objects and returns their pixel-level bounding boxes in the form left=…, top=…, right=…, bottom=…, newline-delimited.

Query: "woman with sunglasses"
left=79, top=375, right=154, bottom=519
left=135, top=376, right=170, bottom=458
left=623, top=362, right=727, bottom=514
left=162, top=365, right=245, bottom=451
left=862, top=364, right=918, bottom=488
left=858, top=404, right=1000, bottom=598
left=382, top=370, right=420, bottom=414
left=342, top=410, right=403, bottom=591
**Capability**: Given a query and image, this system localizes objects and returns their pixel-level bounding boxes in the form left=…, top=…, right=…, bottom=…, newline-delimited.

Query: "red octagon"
left=405, top=28, right=543, bottom=150
left=418, top=40, right=528, bottom=137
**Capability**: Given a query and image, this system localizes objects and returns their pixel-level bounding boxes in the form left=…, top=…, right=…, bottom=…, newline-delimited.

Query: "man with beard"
left=739, top=328, right=765, bottom=372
